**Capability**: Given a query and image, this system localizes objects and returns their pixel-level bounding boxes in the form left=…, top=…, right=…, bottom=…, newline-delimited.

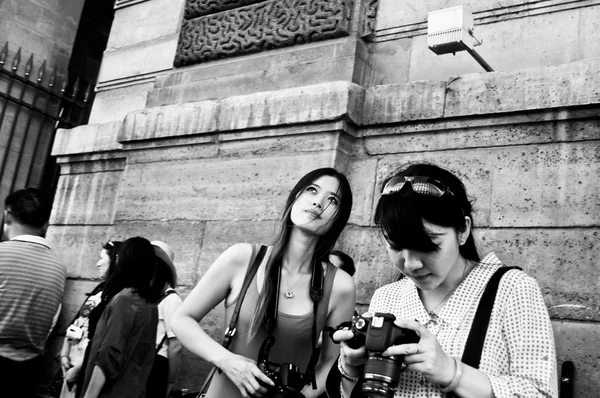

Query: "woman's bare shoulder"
left=213, top=243, right=255, bottom=270
left=330, top=266, right=356, bottom=298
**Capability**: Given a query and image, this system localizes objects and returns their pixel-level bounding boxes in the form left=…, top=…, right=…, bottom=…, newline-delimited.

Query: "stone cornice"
left=52, top=57, right=600, bottom=158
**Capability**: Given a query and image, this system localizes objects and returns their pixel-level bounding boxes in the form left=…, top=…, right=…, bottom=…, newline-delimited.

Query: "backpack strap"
left=199, top=245, right=267, bottom=396
left=447, top=266, right=521, bottom=398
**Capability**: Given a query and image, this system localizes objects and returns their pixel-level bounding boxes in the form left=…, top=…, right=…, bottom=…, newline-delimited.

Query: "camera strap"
left=446, top=266, right=520, bottom=398
left=199, top=245, right=267, bottom=396
left=260, top=256, right=325, bottom=389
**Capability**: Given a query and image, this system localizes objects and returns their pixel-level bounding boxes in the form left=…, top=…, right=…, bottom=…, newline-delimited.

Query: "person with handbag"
left=329, top=162, right=558, bottom=397
left=172, top=167, right=357, bottom=398
left=58, top=240, right=122, bottom=398
left=145, top=240, right=183, bottom=398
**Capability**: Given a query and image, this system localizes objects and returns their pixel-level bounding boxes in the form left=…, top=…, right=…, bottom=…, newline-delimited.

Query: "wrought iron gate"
left=0, top=41, right=93, bottom=203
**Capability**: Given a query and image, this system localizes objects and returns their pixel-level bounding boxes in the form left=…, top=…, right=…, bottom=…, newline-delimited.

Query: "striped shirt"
left=0, top=235, right=66, bottom=360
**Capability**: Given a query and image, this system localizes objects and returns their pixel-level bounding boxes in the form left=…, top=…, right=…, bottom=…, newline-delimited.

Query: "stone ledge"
left=52, top=121, right=123, bottom=157
left=122, top=81, right=364, bottom=141
left=363, top=57, right=600, bottom=125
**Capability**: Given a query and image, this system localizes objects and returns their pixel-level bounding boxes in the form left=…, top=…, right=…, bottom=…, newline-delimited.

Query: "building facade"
left=18, top=0, right=600, bottom=395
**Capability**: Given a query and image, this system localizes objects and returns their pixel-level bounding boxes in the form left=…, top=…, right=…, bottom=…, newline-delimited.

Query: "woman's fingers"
left=333, top=329, right=354, bottom=342
left=252, top=365, right=275, bottom=387
left=382, top=342, right=421, bottom=357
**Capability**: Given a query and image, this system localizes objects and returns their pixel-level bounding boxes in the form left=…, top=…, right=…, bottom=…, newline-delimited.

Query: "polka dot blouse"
left=368, top=253, right=558, bottom=397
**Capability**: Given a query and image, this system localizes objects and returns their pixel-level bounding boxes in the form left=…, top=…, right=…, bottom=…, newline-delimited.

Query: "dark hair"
left=88, top=240, right=122, bottom=339
left=249, top=168, right=353, bottom=339
left=330, top=250, right=355, bottom=276
left=374, top=162, right=480, bottom=262
left=113, top=237, right=162, bottom=303
left=4, top=188, right=51, bottom=228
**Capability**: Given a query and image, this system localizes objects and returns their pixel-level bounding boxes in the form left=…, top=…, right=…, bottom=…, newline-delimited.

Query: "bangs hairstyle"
left=375, top=163, right=480, bottom=262
left=248, top=167, right=353, bottom=340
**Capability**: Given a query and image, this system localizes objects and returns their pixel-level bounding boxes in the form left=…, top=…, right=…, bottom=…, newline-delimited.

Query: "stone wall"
left=0, top=0, right=84, bottom=71
left=47, top=0, right=600, bottom=396
left=50, top=58, right=600, bottom=394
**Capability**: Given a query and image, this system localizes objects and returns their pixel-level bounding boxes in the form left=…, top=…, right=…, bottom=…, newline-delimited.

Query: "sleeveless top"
left=204, top=246, right=338, bottom=398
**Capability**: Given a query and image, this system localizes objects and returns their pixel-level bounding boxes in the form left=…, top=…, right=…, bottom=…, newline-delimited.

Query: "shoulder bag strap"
left=198, top=245, right=268, bottom=396
left=446, top=266, right=521, bottom=398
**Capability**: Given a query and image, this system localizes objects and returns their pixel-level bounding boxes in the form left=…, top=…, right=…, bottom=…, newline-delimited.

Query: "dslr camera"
left=338, top=312, right=420, bottom=398
left=258, top=360, right=306, bottom=398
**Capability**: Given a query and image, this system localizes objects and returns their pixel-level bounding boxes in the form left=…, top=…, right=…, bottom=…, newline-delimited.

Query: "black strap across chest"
left=199, top=245, right=268, bottom=395
left=260, top=252, right=325, bottom=389
left=447, top=266, right=520, bottom=397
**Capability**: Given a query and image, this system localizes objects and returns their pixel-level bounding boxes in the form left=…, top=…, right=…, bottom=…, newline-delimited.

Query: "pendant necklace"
left=283, top=271, right=305, bottom=299
left=425, top=260, right=470, bottom=317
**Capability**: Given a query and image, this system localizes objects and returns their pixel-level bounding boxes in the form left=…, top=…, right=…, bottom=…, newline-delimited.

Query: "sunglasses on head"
left=381, top=175, right=454, bottom=197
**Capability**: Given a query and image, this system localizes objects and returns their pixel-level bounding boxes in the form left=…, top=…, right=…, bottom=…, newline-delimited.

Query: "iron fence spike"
left=49, top=66, right=57, bottom=88
left=25, top=54, right=34, bottom=77
left=72, top=76, right=80, bottom=98
left=0, top=42, right=7, bottom=66
left=12, top=47, right=22, bottom=71
left=37, top=59, right=46, bottom=82
left=83, top=81, right=93, bottom=102
left=60, top=72, right=69, bottom=92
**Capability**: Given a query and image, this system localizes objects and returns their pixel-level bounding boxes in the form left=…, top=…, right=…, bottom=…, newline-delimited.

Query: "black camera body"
left=258, top=360, right=306, bottom=398
left=348, top=312, right=419, bottom=351
left=342, top=312, right=420, bottom=398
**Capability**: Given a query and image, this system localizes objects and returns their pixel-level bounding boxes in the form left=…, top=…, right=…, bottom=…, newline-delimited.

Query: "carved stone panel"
left=184, top=0, right=267, bottom=19
left=175, top=0, right=354, bottom=67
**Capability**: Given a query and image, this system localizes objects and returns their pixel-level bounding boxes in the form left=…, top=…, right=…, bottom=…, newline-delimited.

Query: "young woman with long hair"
left=172, top=168, right=356, bottom=398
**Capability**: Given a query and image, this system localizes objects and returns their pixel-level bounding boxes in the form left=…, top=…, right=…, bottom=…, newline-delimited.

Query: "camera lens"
left=361, top=354, right=404, bottom=398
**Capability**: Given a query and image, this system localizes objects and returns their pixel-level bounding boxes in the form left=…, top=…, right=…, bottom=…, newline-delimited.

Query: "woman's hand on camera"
left=214, top=354, right=274, bottom=397
left=382, top=318, right=455, bottom=387
left=334, top=330, right=367, bottom=378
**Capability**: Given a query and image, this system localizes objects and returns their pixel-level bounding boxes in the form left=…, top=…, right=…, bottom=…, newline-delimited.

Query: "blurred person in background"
left=146, top=240, right=183, bottom=398
left=81, top=237, right=162, bottom=398
left=59, top=240, right=122, bottom=398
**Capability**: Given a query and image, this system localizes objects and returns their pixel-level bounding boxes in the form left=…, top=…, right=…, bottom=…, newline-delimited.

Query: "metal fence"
left=0, top=41, right=93, bottom=203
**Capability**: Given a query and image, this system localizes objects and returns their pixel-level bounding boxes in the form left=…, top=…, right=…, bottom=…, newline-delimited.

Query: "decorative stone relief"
left=175, top=0, right=353, bottom=67
left=184, top=0, right=266, bottom=19
left=361, top=0, right=379, bottom=41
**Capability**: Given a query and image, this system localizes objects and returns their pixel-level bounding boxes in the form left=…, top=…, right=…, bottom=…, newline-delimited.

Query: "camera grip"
left=346, top=333, right=366, bottom=349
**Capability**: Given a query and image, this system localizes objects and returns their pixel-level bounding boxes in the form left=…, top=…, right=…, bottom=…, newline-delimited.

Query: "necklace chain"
left=425, top=260, right=470, bottom=315
left=283, top=271, right=305, bottom=299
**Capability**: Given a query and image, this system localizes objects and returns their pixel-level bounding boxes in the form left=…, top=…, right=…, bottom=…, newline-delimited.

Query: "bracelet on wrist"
left=337, top=356, right=360, bottom=382
left=440, top=357, right=463, bottom=393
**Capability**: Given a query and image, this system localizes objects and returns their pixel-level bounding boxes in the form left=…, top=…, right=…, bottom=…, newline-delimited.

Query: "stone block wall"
left=49, top=56, right=600, bottom=394
left=42, top=0, right=600, bottom=395
left=0, top=0, right=84, bottom=71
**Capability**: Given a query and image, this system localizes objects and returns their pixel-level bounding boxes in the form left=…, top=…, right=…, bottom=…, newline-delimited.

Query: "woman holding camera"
left=172, top=168, right=356, bottom=398
left=58, top=240, right=122, bottom=398
left=332, top=163, right=557, bottom=397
